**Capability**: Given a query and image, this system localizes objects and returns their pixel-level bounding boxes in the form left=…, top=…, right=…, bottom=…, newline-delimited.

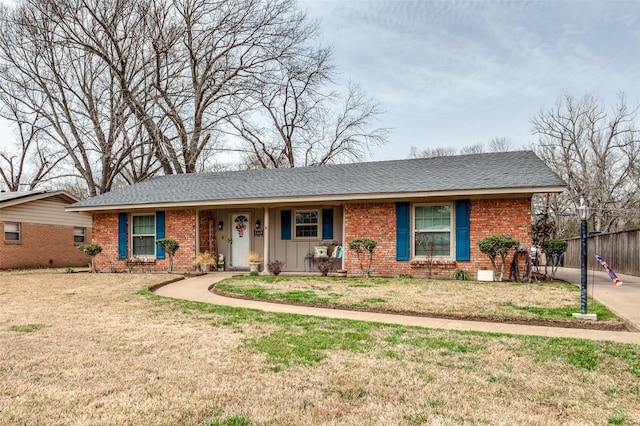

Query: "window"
left=295, top=210, right=319, bottom=238
left=414, top=204, right=452, bottom=257
left=132, top=215, right=155, bottom=256
left=4, top=222, right=20, bottom=242
left=74, top=227, right=86, bottom=244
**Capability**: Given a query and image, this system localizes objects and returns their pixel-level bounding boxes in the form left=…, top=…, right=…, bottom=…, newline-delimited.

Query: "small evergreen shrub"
left=451, top=269, right=471, bottom=281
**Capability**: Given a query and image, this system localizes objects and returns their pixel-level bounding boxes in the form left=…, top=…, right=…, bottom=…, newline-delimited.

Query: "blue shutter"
left=118, top=213, right=127, bottom=259
left=322, top=208, right=333, bottom=240
left=455, top=200, right=470, bottom=261
left=281, top=210, right=291, bottom=240
left=396, top=202, right=410, bottom=261
left=156, top=211, right=166, bottom=259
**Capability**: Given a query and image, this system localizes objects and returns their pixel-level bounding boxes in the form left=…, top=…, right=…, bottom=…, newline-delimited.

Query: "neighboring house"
left=67, top=151, right=565, bottom=276
left=1, top=190, right=93, bottom=269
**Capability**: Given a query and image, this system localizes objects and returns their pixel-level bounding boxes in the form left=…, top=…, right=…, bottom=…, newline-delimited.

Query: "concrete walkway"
left=154, top=269, right=640, bottom=345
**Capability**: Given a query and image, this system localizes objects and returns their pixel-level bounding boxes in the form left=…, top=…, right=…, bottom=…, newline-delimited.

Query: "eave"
left=66, top=185, right=566, bottom=213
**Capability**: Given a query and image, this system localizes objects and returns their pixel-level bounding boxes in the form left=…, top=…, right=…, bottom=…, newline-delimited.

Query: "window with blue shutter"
left=455, top=200, right=470, bottom=261
left=396, top=202, right=410, bottom=261
left=155, top=211, right=166, bottom=259
left=118, top=213, right=127, bottom=259
left=322, top=208, right=333, bottom=240
left=281, top=210, right=291, bottom=240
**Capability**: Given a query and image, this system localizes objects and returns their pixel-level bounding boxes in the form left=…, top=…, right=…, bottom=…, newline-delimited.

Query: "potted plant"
left=193, top=251, right=215, bottom=272
left=246, top=251, right=262, bottom=273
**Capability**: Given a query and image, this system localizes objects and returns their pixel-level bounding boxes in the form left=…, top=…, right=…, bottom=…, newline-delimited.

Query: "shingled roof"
left=0, top=190, right=78, bottom=208
left=68, top=151, right=565, bottom=211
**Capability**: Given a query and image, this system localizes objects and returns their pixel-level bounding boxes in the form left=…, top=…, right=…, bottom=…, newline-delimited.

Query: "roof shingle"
left=70, top=151, right=565, bottom=210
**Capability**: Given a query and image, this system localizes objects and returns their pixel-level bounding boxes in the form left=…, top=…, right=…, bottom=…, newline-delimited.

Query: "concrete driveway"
left=554, top=266, right=640, bottom=331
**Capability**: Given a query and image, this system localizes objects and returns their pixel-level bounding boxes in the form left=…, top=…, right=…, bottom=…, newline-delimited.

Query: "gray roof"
left=0, top=190, right=47, bottom=204
left=69, top=151, right=565, bottom=210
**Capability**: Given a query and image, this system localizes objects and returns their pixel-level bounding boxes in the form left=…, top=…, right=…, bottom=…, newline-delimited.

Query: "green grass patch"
left=502, top=299, right=617, bottom=321
left=204, top=415, right=253, bottom=426
left=362, top=297, right=386, bottom=304
left=9, top=324, right=46, bottom=333
left=248, top=326, right=373, bottom=368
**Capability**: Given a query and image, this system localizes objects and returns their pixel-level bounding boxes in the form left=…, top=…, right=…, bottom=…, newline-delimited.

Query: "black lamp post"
left=577, top=198, right=590, bottom=315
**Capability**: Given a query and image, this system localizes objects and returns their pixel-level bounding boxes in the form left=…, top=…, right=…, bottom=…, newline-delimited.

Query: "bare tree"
left=487, top=136, right=514, bottom=152
left=0, top=1, right=150, bottom=196
left=408, top=146, right=456, bottom=158
left=228, top=37, right=388, bottom=169
left=459, top=143, right=485, bottom=155
left=532, top=93, right=640, bottom=234
left=0, top=94, right=65, bottom=191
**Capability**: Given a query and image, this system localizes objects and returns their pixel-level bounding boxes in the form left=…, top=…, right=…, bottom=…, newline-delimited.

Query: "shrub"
left=451, top=269, right=471, bottom=281
left=477, top=234, right=518, bottom=281
left=77, top=243, right=102, bottom=273
left=267, top=260, right=285, bottom=276
left=541, top=239, right=568, bottom=279
left=249, top=270, right=259, bottom=277
left=348, top=238, right=377, bottom=278
left=156, top=238, right=180, bottom=272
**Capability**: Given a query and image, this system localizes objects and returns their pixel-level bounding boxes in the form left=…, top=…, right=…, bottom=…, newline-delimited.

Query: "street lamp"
left=574, top=197, right=596, bottom=319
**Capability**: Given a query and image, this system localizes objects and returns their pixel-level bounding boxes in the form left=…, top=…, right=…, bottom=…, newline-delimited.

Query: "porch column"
left=263, top=208, right=270, bottom=267
left=195, top=210, right=200, bottom=255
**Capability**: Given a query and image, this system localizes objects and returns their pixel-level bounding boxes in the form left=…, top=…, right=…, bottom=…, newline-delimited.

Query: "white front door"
left=230, top=213, right=250, bottom=268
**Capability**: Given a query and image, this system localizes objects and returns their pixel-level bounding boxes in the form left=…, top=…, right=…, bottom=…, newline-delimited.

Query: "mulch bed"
left=211, top=286, right=632, bottom=332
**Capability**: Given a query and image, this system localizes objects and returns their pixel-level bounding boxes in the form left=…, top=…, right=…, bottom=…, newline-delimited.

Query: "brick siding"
left=0, top=222, right=92, bottom=269
left=343, top=198, right=532, bottom=277
left=93, top=211, right=197, bottom=272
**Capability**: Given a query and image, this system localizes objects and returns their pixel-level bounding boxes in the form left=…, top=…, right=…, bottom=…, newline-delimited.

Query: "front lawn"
left=215, top=276, right=622, bottom=328
left=1, top=271, right=638, bottom=425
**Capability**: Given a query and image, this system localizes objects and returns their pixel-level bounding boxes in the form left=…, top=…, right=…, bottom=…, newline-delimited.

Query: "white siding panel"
left=0, top=200, right=92, bottom=227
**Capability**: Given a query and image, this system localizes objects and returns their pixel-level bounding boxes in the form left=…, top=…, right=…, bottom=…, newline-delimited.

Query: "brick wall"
left=93, top=210, right=197, bottom=272
left=343, top=197, right=532, bottom=277
left=0, top=222, right=92, bottom=269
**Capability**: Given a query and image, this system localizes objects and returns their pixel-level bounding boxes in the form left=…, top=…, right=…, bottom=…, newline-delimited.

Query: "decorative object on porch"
left=234, top=215, right=248, bottom=237
left=246, top=251, right=262, bottom=273
left=217, top=253, right=225, bottom=271
left=193, top=251, right=215, bottom=272
left=317, top=259, right=332, bottom=276
left=267, top=259, right=285, bottom=276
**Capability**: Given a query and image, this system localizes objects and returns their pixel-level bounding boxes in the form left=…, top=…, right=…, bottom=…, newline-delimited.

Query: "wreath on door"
left=235, top=215, right=248, bottom=237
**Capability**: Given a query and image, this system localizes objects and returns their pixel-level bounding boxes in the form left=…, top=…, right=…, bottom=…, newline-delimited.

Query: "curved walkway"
left=153, top=269, right=640, bottom=345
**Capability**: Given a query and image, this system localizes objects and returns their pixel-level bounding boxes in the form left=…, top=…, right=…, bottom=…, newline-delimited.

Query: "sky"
left=298, top=0, right=640, bottom=160
left=1, top=0, right=640, bottom=162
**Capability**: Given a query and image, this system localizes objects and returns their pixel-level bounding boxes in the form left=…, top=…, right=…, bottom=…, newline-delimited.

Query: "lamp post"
left=573, top=197, right=596, bottom=319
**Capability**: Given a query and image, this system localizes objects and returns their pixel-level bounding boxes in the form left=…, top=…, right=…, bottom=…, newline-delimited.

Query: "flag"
left=595, top=255, right=623, bottom=286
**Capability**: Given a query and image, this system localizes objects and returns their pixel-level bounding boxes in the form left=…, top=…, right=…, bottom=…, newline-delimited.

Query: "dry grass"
left=1, top=271, right=639, bottom=425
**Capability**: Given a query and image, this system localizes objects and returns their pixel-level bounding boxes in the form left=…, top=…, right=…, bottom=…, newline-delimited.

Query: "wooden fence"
left=564, top=230, right=640, bottom=276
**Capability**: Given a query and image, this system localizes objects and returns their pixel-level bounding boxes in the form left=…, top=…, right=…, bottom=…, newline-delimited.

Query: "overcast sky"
left=299, top=0, right=640, bottom=160
left=1, top=0, right=639, bottom=163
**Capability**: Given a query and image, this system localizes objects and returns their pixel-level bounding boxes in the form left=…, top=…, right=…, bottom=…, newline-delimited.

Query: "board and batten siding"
left=0, top=199, right=92, bottom=228
left=270, top=207, right=343, bottom=272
